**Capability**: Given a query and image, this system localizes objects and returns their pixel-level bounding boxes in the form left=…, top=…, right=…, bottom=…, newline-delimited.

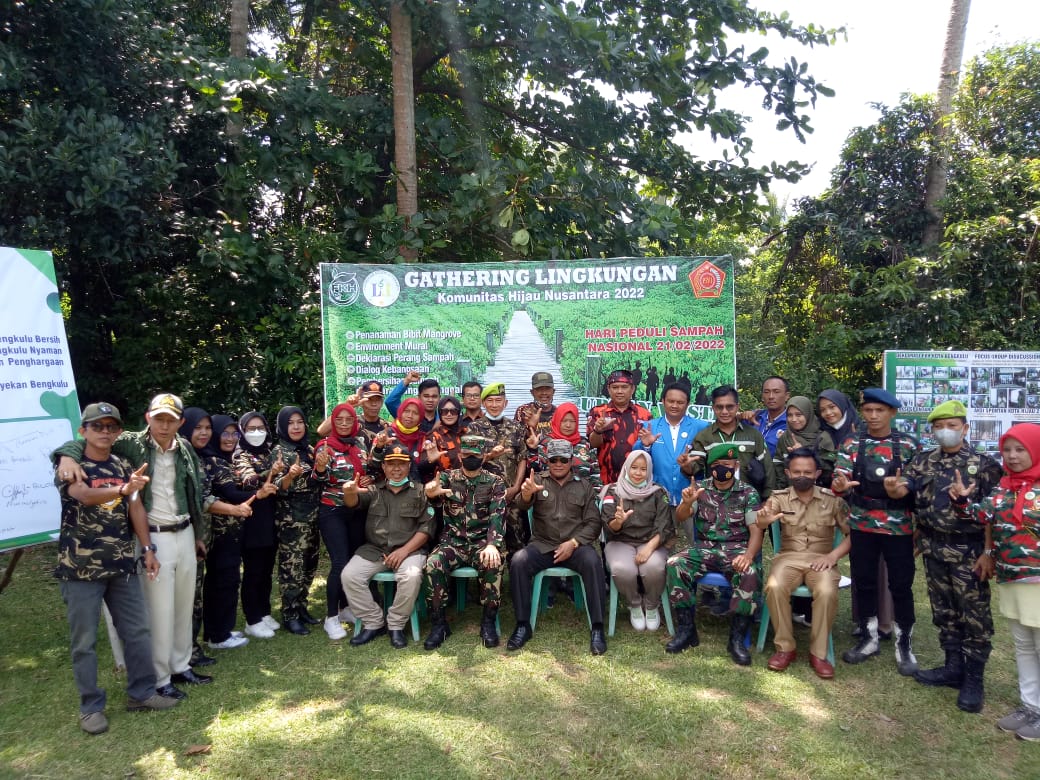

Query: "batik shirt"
left=586, top=402, right=652, bottom=485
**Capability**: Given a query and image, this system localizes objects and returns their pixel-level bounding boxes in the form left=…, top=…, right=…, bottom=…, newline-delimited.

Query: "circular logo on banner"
left=362, top=270, right=401, bottom=308
left=327, top=272, right=360, bottom=307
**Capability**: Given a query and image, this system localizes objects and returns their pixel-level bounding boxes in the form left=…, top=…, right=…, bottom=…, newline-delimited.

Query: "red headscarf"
left=550, top=402, right=581, bottom=445
left=998, top=423, right=1040, bottom=523
left=391, top=397, right=425, bottom=451
left=318, top=402, right=364, bottom=476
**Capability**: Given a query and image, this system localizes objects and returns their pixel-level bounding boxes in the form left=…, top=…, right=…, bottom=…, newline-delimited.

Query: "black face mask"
left=710, top=464, right=734, bottom=483
left=461, top=455, right=484, bottom=471
left=789, top=476, right=815, bottom=492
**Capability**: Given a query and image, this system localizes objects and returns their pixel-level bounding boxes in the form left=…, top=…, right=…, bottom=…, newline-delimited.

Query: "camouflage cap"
left=148, top=392, right=184, bottom=419
left=531, top=371, right=554, bottom=389
left=545, top=439, right=574, bottom=460
left=481, top=382, right=506, bottom=400
left=705, top=443, right=739, bottom=466
left=383, top=442, right=412, bottom=462
left=82, top=401, right=122, bottom=425
left=928, top=399, right=968, bottom=422
left=460, top=435, right=488, bottom=456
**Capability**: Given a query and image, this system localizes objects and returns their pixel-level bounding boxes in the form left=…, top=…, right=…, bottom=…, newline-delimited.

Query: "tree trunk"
left=391, top=0, right=418, bottom=259
left=227, top=0, right=248, bottom=141
left=922, top=0, right=971, bottom=249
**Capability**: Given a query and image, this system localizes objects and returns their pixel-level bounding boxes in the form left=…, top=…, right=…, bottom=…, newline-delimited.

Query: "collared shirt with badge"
left=354, top=482, right=436, bottom=561
left=760, top=485, right=850, bottom=555
left=514, top=472, right=600, bottom=553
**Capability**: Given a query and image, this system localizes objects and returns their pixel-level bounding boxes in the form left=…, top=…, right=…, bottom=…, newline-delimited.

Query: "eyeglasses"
left=86, top=422, right=122, bottom=433
left=221, top=431, right=241, bottom=439
left=548, top=457, right=570, bottom=464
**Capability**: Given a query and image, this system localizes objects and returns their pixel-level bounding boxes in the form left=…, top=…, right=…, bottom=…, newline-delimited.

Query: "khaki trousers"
left=342, top=553, right=426, bottom=631
left=765, top=551, right=839, bottom=659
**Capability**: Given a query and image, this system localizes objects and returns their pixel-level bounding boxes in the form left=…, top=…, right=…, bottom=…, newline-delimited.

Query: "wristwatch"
left=982, top=548, right=995, bottom=558
left=142, top=543, right=157, bottom=554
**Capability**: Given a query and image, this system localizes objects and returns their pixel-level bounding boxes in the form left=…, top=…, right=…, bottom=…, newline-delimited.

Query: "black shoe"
left=156, top=683, right=187, bottom=700
left=506, top=623, right=533, bottom=651
left=349, top=626, right=388, bottom=646
left=914, top=649, right=965, bottom=689
left=285, top=618, right=311, bottom=636
left=171, top=669, right=212, bottom=686
left=480, top=606, right=500, bottom=648
left=190, top=648, right=217, bottom=667
left=728, top=616, right=752, bottom=666
left=299, top=606, right=321, bottom=626
left=590, top=627, right=607, bottom=655
left=843, top=619, right=880, bottom=664
left=957, top=658, right=986, bottom=713
left=424, top=619, right=451, bottom=650
left=389, top=629, right=408, bottom=649
left=665, top=608, right=699, bottom=654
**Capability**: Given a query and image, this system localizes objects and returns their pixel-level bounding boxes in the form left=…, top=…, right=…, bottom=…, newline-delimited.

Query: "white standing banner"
left=0, top=247, right=80, bottom=550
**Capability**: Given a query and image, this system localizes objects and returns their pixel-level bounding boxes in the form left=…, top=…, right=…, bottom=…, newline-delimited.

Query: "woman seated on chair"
left=600, top=451, right=674, bottom=632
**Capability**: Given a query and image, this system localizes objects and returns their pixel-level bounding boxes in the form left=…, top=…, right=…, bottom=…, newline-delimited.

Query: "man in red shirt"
left=587, top=370, right=651, bottom=484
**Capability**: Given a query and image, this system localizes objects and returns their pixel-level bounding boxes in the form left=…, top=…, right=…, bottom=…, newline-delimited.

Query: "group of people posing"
left=51, top=370, right=1040, bottom=744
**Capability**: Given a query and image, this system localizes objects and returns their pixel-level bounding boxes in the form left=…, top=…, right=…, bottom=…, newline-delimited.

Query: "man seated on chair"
left=341, top=441, right=435, bottom=649
left=665, top=444, right=764, bottom=665
left=756, top=448, right=851, bottom=679
left=508, top=439, right=607, bottom=655
left=422, top=435, right=506, bottom=650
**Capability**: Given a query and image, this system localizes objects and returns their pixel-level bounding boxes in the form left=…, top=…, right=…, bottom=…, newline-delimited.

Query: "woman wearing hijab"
left=233, top=411, right=284, bottom=639
left=312, top=402, right=373, bottom=640
left=370, top=397, right=426, bottom=481
left=774, top=397, right=836, bottom=489
left=270, top=406, right=321, bottom=635
left=179, top=409, right=261, bottom=654
left=528, top=402, right=600, bottom=486
left=420, top=396, right=465, bottom=479
left=976, top=424, right=1040, bottom=740
left=600, top=450, right=674, bottom=631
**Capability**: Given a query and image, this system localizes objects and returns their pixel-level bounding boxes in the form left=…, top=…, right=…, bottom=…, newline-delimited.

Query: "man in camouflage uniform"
left=665, top=444, right=764, bottom=665
left=883, top=399, right=1002, bottom=712
left=832, top=387, right=920, bottom=674
left=468, top=382, right=529, bottom=557
left=55, top=402, right=179, bottom=734
left=513, top=371, right=557, bottom=438
left=422, top=436, right=506, bottom=649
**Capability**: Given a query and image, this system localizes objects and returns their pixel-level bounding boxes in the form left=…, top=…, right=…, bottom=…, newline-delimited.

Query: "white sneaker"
left=230, top=630, right=245, bottom=639
left=644, top=607, right=661, bottom=631
left=261, top=615, right=281, bottom=631
left=245, top=621, right=275, bottom=639
left=325, top=616, right=347, bottom=640
left=338, top=606, right=356, bottom=624
left=629, top=606, right=646, bottom=631
left=209, top=635, right=249, bottom=650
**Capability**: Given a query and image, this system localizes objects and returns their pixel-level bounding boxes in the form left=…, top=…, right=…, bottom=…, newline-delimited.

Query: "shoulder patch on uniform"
left=820, top=488, right=835, bottom=496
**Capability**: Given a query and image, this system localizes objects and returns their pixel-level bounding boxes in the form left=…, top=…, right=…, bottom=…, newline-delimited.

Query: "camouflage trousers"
left=666, top=543, right=760, bottom=616
left=502, top=503, right=530, bottom=559
left=425, top=542, right=503, bottom=611
left=920, top=535, right=993, bottom=662
left=277, top=493, right=320, bottom=619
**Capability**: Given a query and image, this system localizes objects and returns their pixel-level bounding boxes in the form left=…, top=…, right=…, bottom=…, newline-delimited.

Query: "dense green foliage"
left=0, top=0, right=835, bottom=418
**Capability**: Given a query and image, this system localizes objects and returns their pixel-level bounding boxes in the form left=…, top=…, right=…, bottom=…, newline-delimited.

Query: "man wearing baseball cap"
left=55, top=393, right=212, bottom=700
left=883, top=399, right=1002, bottom=711
left=514, top=371, right=557, bottom=439
left=832, top=388, right=920, bottom=673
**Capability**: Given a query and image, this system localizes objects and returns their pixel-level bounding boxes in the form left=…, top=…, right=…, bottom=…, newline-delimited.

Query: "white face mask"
left=243, top=429, right=267, bottom=447
left=933, top=428, right=963, bottom=448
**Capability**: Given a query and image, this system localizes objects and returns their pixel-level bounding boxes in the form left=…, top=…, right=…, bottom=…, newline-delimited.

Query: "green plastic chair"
left=449, top=566, right=500, bottom=632
left=353, top=569, right=421, bottom=641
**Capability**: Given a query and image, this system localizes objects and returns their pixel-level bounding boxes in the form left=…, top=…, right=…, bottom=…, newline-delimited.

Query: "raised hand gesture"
left=680, top=484, right=704, bottom=506
left=256, top=469, right=278, bottom=500
left=883, top=468, right=909, bottom=499
left=831, top=469, right=859, bottom=493
left=948, top=469, right=977, bottom=502
left=520, top=472, right=544, bottom=501
left=425, top=479, right=453, bottom=499
left=638, top=423, right=661, bottom=448
left=125, top=463, right=150, bottom=494
left=314, top=445, right=331, bottom=472
left=423, top=439, right=444, bottom=464
left=613, top=497, right=634, bottom=527
left=286, top=454, right=304, bottom=481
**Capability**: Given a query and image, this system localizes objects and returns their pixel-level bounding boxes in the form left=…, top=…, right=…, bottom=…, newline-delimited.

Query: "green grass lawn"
left=2, top=544, right=1038, bottom=779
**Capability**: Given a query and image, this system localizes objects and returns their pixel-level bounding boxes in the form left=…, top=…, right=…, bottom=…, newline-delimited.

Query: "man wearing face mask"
left=756, top=448, right=851, bottom=679
left=883, top=400, right=1002, bottom=712
left=422, top=436, right=506, bottom=650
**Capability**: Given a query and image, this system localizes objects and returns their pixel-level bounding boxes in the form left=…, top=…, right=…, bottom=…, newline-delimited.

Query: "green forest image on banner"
left=320, top=258, right=736, bottom=420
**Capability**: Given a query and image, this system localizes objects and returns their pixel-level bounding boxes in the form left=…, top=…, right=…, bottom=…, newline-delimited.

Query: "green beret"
left=927, top=399, right=968, bottom=422
left=706, top=444, right=739, bottom=466
left=460, top=435, right=488, bottom=455
left=480, top=382, right=505, bottom=400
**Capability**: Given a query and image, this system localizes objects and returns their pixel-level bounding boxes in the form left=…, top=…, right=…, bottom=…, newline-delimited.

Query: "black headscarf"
left=178, top=407, right=211, bottom=455
left=207, top=413, right=238, bottom=461
left=817, top=390, right=861, bottom=449
left=237, top=410, right=272, bottom=456
left=275, top=405, right=313, bottom=465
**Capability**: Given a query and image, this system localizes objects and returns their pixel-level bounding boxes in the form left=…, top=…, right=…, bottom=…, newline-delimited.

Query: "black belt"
left=148, top=518, right=191, bottom=533
left=919, top=526, right=983, bottom=545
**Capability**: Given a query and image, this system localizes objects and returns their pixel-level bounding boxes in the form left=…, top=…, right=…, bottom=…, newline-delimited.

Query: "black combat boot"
left=894, top=623, right=918, bottom=676
left=914, top=648, right=965, bottom=688
left=957, top=658, right=986, bottom=713
left=843, top=617, right=880, bottom=664
left=665, top=608, right=699, bottom=654
left=728, top=615, right=752, bottom=666
left=423, top=609, right=451, bottom=650
left=480, top=605, right=500, bottom=648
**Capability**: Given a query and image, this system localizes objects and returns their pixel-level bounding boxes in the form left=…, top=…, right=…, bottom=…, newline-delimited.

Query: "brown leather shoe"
left=767, top=649, right=797, bottom=671
left=810, top=654, right=835, bottom=679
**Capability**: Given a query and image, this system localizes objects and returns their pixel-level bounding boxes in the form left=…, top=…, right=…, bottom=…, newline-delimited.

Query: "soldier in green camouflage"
left=665, top=444, right=764, bottom=665
left=271, top=406, right=322, bottom=635
left=884, top=400, right=1003, bottom=712
left=55, top=402, right=179, bottom=734
left=422, top=435, right=507, bottom=649
left=467, top=383, right=529, bottom=557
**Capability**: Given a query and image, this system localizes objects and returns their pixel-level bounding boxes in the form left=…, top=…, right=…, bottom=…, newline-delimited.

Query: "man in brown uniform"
left=757, top=448, right=851, bottom=679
